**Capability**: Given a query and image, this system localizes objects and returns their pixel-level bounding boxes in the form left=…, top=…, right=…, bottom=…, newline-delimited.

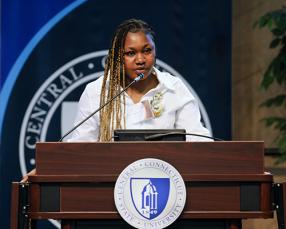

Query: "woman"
left=69, top=18, right=211, bottom=142
left=22, top=19, right=211, bottom=181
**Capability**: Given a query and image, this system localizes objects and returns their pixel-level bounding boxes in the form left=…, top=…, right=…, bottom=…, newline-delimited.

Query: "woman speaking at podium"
left=68, top=18, right=211, bottom=142
left=22, top=19, right=212, bottom=181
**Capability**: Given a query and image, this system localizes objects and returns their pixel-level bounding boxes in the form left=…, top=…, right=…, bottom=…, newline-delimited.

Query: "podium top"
left=35, top=141, right=265, bottom=176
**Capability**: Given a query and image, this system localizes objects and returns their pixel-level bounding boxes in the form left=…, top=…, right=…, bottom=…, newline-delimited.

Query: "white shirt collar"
left=153, top=67, right=176, bottom=91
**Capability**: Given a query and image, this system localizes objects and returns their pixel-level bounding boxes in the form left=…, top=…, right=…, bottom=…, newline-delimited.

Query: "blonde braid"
left=99, top=37, right=115, bottom=141
left=99, top=36, right=125, bottom=141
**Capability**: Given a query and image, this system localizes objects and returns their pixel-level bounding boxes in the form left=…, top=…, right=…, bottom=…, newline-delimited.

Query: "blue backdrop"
left=0, top=0, right=231, bottom=228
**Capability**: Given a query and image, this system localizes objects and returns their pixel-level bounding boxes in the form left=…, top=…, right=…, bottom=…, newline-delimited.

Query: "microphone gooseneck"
left=59, top=73, right=144, bottom=142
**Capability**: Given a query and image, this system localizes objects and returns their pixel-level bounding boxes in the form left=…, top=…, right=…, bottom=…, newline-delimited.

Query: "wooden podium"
left=11, top=141, right=277, bottom=229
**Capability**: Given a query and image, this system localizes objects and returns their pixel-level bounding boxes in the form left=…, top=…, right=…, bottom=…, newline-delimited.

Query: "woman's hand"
left=21, top=169, right=36, bottom=183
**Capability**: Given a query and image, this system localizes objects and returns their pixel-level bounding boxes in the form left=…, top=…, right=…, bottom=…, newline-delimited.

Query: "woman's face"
left=123, top=31, right=156, bottom=80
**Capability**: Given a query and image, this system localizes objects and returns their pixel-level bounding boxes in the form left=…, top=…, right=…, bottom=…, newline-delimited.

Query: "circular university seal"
left=114, top=158, right=186, bottom=229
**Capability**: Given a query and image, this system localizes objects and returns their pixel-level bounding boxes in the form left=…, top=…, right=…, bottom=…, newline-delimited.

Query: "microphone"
left=59, top=73, right=144, bottom=142
left=144, top=132, right=224, bottom=141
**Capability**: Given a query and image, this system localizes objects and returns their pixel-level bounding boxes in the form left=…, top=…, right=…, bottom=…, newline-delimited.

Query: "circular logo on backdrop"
left=114, top=158, right=186, bottom=229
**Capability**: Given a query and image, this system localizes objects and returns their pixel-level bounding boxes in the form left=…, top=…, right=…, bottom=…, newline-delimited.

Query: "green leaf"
left=261, top=117, right=286, bottom=129
left=270, top=38, right=281, bottom=48
left=278, top=135, right=286, bottom=153
left=276, top=70, right=286, bottom=84
left=275, top=14, right=286, bottom=31
left=261, top=117, right=277, bottom=127
left=271, top=28, right=284, bottom=36
left=260, top=94, right=286, bottom=107
left=275, top=137, right=286, bottom=164
left=267, top=18, right=273, bottom=30
left=272, top=55, right=286, bottom=84
left=258, top=14, right=271, bottom=28
left=268, top=54, right=286, bottom=85
left=261, top=68, right=274, bottom=89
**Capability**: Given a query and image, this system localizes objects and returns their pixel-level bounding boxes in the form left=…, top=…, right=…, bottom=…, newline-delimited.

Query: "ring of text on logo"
left=114, top=158, right=187, bottom=229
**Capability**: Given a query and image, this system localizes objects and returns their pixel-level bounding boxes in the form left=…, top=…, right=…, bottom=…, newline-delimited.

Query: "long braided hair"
left=99, top=19, right=155, bottom=141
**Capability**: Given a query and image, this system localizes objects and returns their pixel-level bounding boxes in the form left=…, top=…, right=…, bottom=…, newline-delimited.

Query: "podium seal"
left=114, top=158, right=186, bottom=229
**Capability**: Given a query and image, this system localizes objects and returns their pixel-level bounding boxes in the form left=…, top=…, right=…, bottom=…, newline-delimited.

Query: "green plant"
left=254, top=6, right=286, bottom=163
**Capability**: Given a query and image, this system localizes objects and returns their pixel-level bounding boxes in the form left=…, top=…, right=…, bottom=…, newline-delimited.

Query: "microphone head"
left=134, top=73, right=144, bottom=82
